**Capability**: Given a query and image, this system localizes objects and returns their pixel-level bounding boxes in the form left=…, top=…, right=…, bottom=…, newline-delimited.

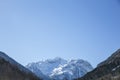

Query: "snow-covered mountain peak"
left=45, top=57, right=67, bottom=64
left=69, top=59, right=85, bottom=64
left=27, top=57, right=67, bottom=76
left=26, top=58, right=93, bottom=80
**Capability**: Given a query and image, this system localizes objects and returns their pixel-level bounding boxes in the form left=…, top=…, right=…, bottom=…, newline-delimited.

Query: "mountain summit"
left=26, top=57, right=93, bottom=80
left=0, top=51, right=42, bottom=80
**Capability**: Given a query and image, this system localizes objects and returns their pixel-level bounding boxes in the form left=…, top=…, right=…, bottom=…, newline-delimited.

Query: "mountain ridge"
left=26, top=57, right=93, bottom=80
left=98, top=49, right=120, bottom=67
left=0, top=51, right=42, bottom=80
left=76, top=49, right=120, bottom=80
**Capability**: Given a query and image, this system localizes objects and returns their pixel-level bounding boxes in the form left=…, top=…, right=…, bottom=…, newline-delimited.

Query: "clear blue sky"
left=0, top=0, right=120, bottom=67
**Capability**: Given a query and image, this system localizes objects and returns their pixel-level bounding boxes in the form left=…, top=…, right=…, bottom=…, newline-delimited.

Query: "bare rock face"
left=0, top=51, right=42, bottom=80
left=76, top=49, right=120, bottom=80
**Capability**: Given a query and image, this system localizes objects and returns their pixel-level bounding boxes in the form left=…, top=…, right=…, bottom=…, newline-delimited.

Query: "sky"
left=0, top=0, right=120, bottom=67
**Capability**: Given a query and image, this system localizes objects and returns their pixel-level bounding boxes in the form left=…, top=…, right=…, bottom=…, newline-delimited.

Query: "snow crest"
left=26, top=57, right=93, bottom=80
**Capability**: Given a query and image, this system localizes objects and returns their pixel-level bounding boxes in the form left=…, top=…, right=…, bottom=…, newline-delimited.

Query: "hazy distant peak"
left=46, top=57, right=67, bottom=62
left=26, top=58, right=93, bottom=80
left=69, top=59, right=85, bottom=63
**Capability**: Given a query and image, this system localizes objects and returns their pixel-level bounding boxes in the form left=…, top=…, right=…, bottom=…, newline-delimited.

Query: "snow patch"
left=112, top=65, right=120, bottom=71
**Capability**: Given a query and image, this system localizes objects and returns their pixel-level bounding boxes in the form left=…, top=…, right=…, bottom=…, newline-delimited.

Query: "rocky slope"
left=26, top=57, right=93, bottom=80
left=0, top=51, right=42, bottom=80
left=76, top=49, right=120, bottom=80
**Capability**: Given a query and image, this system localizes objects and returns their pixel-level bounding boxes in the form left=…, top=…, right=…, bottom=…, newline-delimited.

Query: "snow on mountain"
left=26, top=63, right=46, bottom=79
left=50, top=59, right=93, bottom=80
left=27, top=57, right=67, bottom=75
left=26, top=57, right=93, bottom=80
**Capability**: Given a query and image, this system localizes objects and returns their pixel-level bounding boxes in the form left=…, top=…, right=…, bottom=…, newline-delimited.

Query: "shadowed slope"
left=76, top=49, right=120, bottom=80
left=0, top=51, right=42, bottom=80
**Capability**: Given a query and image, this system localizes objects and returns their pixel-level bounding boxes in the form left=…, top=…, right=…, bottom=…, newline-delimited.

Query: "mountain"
left=0, top=51, right=42, bottom=80
left=98, top=49, right=120, bottom=67
left=50, top=59, right=93, bottom=80
left=76, top=49, right=120, bottom=80
left=26, top=57, right=93, bottom=80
